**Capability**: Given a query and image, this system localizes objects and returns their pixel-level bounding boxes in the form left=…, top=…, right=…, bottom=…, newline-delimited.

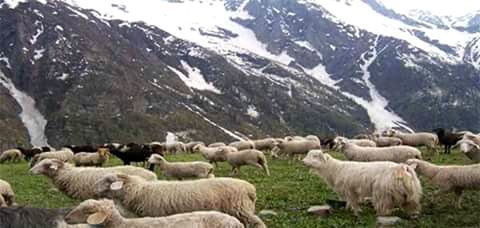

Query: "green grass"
left=1, top=149, right=479, bottom=227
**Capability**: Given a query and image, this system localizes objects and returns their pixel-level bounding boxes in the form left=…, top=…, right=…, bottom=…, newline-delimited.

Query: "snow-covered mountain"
left=0, top=0, right=479, bottom=147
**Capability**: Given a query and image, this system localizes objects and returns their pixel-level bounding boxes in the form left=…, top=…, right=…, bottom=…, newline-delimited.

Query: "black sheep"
left=433, top=128, right=465, bottom=154
left=320, top=138, right=336, bottom=150
left=16, top=147, right=51, bottom=161
left=103, top=143, right=162, bottom=170
left=0, top=206, right=73, bottom=228
left=63, top=145, right=98, bottom=153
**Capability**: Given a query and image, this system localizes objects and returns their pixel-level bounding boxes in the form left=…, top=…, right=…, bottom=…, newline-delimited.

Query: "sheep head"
left=30, top=159, right=65, bottom=176
left=98, top=148, right=110, bottom=157
left=65, top=199, right=115, bottom=225
left=94, top=174, right=129, bottom=199
left=148, top=154, right=166, bottom=164
left=454, top=139, right=480, bottom=153
left=302, top=150, right=330, bottom=169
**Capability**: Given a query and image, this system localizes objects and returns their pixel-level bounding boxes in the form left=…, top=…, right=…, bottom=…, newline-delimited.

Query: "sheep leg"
left=454, top=188, right=464, bottom=208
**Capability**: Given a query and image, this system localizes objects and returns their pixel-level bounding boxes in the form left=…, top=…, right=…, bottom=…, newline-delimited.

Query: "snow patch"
left=0, top=53, right=11, bottom=69
left=0, top=71, right=49, bottom=146
left=247, top=105, right=259, bottom=118
left=57, top=73, right=69, bottom=80
left=33, top=48, right=45, bottom=61
left=30, top=21, right=44, bottom=45
left=168, top=61, right=221, bottom=94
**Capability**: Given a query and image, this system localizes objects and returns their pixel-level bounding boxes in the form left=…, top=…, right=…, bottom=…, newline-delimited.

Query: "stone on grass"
left=377, top=216, right=402, bottom=226
left=307, top=205, right=332, bottom=217
left=259, top=210, right=278, bottom=216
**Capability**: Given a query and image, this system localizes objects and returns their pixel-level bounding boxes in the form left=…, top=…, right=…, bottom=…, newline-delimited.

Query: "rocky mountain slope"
left=0, top=0, right=479, bottom=148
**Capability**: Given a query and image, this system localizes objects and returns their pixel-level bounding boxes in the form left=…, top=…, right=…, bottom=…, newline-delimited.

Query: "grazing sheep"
left=73, top=148, right=110, bottom=167
left=454, top=139, right=480, bottom=162
left=335, top=139, right=421, bottom=163
left=65, top=199, right=244, bottom=228
left=219, top=148, right=269, bottom=176
left=94, top=174, right=266, bottom=228
left=386, top=129, right=438, bottom=153
left=185, top=141, right=204, bottom=153
left=462, top=132, right=480, bottom=146
left=103, top=143, right=156, bottom=169
left=433, top=128, right=464, bottom=154
left=0, top=206, right=90, bottom=228
left=0, top=149, right=24, bottom=163
left=30, top=159, right=157, bottom=200
left=165, top=142, right=187, bottom=154
left=30, top=148, right=74, bottom=167
left=229, top=141, right=255, bottom=151
left=148, top=154, right=214, bottom=180
left=252, top=138, right=277, bottom=151
left=406, top=159, right=480, bottom=208
left=208, top=142, right=227, bottom=148
left=16, top=146, right=52, bottom=160
left=334, top=136, right=376, bottom=147
left=303, top=150, right=422, bottom=216
left=0, top=179, right=14, bottom=207
left=63, top=145, right=98, bottom=154
left=371, top=134, right=402, bottom=147
left=272, top=139, right=321, bottom=158
left=193, top=144, right=225, bottom=167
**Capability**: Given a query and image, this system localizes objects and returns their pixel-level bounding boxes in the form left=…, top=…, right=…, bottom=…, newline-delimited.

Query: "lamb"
left=334, top=136, right=376, bottom=147
left=30, top=159, right=157, bottom=200
left=30, top=148, right=74, bottom=167
left=94, top=173, right=266, bottom=228
left=219, top=148, right=270, bottom=176
left=252, top=138, right=277, bottom=151
left=406, top=159, right=480, bottom=208
left=208, top=142, right=227, bottom=148
left=433, top=128, right=464, bottom=154
left=0, top=179, right=15, bottom=207
left=229, top=141, right=255, bottom=151
left=371, top=134, right=403, bottom=147
left=0, top=206, right=90, bottom=228
left=271, top=139, right=321, bottom=158
left=386, top=129, right=438, bottom=153
left=148, top=154, right=214, bottom=180
left=65, top=199, right=244, bottom=228
left=0, top=149, right=24, bottom=163
left=193, top=144, right=226, bottom=166
left=16, top=146, right=52, bottom=160
left=303, top=150, right=422, bottom=216
left=335, top=139, right=421, bottom=163
left=185, top=141, right=204, bottom=153
left=73, top=148, right=110, bottom=167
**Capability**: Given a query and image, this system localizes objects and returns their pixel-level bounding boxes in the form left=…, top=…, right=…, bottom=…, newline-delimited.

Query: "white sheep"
left=0, top=149, right=24, bottom=163
left=148, top=154, right=214, bottom=180
left=65, top=199, right=244, bottom=228
left=454, top=139, right=480, bottom=162
left=0, top=179, right=15, bottom=207
left=271, top=139, right=321, bottom=158
left=165, top=142, right=186, bottom=154
left=252, top=138, right=277, bottom=151
left=372, top=134, right=403, bottom=147
left=229, top=141, right=255, bottom=151
left=219, top=148, right=270, bottom=176
left=335, top=139, right=421, bottom=163
left=303, top=150, right=422, bottom=216
left=193, top=144, right=226, bottom=166
left=208, top=142, right=227, bottom=148
left=406, top=159, right=480, bottom=208
left=30, top=148, right=74, bottom=167
left=94, top=174, right=266, bottom=228
left=185, top=141, right=204, bottom=153
left=73, top=148, right=109, bottom=167
left=386, top=129, right=438, bottom=153
left=462, top=132, right=480, bottom=146
left=334, top=136, right=376, bottom=147
left=30, top=159, right=157, bottom=200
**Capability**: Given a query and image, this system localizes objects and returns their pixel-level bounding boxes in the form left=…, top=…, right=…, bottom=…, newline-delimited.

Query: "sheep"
left=103, top=143, right=157, bottom=169
left=94, top=173, right=266, bottom=228
left=454, top=139, right=480, bottom=162
left=0, top=179, right=15, bottom=207
left=386, top=129, right=438, bottom=153
left=433, top=128, right=464, bottom=154
left=30, top=148, right=74, bottom=167
left=185, top=141, right=204, bottom=153
left=65, top=199, right=244, bottom=228
left=208, top=142, right=227, bottom=148
left=406, top=159, right=480, bottom=208
left=219, top=148, right=270, bottom=176
left=334, top=136, right=376, bottom=147
left=165, top=142, right=187, bottom=154
left=271, top=139, right=321, bottom=158
left=335, top=139, right=421, bottom=163
left=252, top=138, right=277, bottom=151
left=462, top=132, right=480, bottom=146
left=0, top=149, right=24, bottom=163
left=353, top=134, right=370, bottom=139
left=148, top=154, right=214, bottom=180
left=303, top=150, right=422, bottom=216
left=229, top=141, right=255, bottom=151
left=63, top=145, right=98, bottom=154
left=30, top=159, right=157, bottom=200
left=73, top=148, right=110, bottom=167
left=16, top=146, right=52, bottom=160
left=305, top=135, right=321, bottom=143
left=193, top=144, right=226, bottom=167
left=284, top=136, right=306, bottom=141
left=371, top=134, right=403, bottom=147
left=0, top=206, right=91, bottom=228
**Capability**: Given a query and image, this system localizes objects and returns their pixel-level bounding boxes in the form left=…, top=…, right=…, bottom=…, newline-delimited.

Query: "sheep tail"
left=258, top=154, right=270, bottom=176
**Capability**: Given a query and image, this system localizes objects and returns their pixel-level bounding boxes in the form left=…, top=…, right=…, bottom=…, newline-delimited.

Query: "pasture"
left=0, top=149, right=479, bottom=227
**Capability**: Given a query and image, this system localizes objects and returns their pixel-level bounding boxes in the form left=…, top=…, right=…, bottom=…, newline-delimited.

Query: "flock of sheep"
left=0, top=127, right=480, bottom=227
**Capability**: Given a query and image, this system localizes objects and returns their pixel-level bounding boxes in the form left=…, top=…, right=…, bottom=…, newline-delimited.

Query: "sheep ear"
left=110, top=181, right=123, bottom=190
left=408, top=162, right=417, bottom=170
left=87, top=211, right=107, bottom=225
